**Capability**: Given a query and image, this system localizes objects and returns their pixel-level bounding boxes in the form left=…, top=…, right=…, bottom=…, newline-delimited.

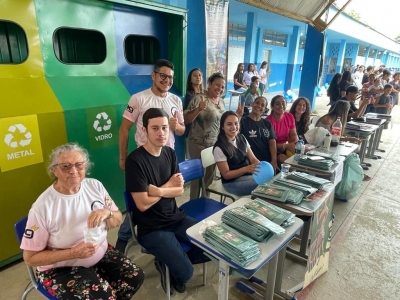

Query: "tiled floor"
left=1, top=95, right=399, bottom=300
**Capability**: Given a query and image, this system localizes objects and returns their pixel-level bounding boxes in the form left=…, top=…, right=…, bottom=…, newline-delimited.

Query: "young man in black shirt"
left=340, top=85, right=371, bottom=121
left=125, top=108, right=208, bottom=295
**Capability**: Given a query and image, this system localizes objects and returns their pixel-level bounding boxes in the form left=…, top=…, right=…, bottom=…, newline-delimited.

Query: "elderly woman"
left=240, top=96, right=278, bottom=171
left=21, top=143, right=144, bottom=299
left=267, top=95, right=298, bottom=163
left=184, top=73, right=227, bottom=199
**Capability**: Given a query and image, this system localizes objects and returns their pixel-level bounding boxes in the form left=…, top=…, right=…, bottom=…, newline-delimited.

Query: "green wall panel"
left=34, top=0, right=117, bottom=77
left=46, top=77, right=129, bottom=110
left=47, top=76, right=131, bottom=208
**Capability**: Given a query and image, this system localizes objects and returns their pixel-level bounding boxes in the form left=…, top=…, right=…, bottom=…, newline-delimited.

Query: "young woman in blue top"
left=213, top=111, right=260, bottom=196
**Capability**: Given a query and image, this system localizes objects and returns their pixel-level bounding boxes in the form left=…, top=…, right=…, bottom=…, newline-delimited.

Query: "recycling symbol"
left=4, top=124, right=32, bottom=148
left=93, top=112, right=112, bottom=132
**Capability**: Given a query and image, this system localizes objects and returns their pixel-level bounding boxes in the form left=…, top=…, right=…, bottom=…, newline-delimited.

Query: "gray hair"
left=47, top=143, right=93, bottom=180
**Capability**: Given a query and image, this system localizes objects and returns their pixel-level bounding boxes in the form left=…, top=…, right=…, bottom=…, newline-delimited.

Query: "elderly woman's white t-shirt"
left=21, top=178, right=118, bottom=271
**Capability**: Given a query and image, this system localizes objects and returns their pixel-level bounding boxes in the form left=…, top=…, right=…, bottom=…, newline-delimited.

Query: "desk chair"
left=200, top=146, right=240, bottom=203
left=14, top=217, right=58, bottom=300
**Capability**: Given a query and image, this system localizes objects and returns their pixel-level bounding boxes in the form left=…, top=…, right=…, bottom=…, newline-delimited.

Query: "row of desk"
left=185, top=113, right=390, bottom=300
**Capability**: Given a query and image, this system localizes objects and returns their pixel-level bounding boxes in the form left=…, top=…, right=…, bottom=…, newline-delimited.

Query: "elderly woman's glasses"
left=53, top=162, right=87, bottom=172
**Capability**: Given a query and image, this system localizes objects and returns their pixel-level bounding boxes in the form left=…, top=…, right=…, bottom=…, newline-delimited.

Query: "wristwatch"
left=106, top=210, right=113, bottom=219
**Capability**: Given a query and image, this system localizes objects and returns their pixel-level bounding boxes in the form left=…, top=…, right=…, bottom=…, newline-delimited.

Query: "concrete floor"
left=1, top=95, right=399, bottom=299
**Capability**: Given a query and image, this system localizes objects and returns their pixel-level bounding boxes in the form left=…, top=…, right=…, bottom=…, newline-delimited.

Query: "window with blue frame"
left=53, top=27, right=106, bottom=64
left=0, top=20, right=28, bottom=64
left=299, top=35, right=306, bottom=49
left=229, top=23, right=246, bottom=42
left=357, top=45, right=366, bottom=57
left=262, top=29, right=287, bottom=47
left=124, top=35, right=160, bottom=65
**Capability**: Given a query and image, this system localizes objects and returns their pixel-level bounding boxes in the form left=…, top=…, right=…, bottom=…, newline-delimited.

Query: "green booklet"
left=252, top=184, right=289, bottom=202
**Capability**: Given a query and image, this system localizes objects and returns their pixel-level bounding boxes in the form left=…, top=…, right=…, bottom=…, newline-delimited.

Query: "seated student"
left=340, top=85, right=371, bottom=121
left=125, top=108, right=209, bottom=295
left=289, top=97, right=311, bottom=142
left=266, top=95, right=298, bottom=163
left=244, top=82, right=259, bottom=107
left=213, top=111, right=260, bottom=196
left=316, top=100, right=371, bottom=181
left=243, top=76, right=262, bottom=97
left=316, top=100, right=350, bottom=133
left=374, top=84, right=393, bottom=115
left=233, top=63, right=247, bottom=91
left=240, top=96, right=278, bottom=171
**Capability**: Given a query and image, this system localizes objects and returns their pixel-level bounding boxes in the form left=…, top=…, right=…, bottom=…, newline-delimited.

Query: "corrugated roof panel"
left=235, top=0, right=350, bottom=31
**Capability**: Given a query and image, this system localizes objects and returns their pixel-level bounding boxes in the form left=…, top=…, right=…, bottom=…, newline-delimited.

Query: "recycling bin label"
left=86, top=106, right=118, bottom=150
left=0, top=115, right=43, bottom=172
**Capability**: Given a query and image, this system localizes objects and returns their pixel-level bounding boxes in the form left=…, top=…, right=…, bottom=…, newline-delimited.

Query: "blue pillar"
left=381, top=52, right=387, bottom=66
left=299, top=25, right=324, bottom=111
left=244, top=12, right=258, bottom=66
left=186, top=1, right=206, bottom=76
left=363, top=46, right=370, bottom=66
left=372, top=49, right=378, bottom=67
left=335, top=40, right=346, bottom=73
left=284, top=26, right=300, bottom=91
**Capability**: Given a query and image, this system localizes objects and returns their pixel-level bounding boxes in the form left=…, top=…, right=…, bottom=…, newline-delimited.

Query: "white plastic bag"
left=83, top=227, right=102, bottom=243
left=304, top=127, right=329, bottom=146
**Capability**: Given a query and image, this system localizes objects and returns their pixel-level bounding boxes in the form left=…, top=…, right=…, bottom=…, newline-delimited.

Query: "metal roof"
left=235, top=0, right=352, bottom=31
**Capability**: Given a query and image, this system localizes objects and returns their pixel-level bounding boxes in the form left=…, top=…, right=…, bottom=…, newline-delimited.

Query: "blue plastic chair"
left=14, top=217, right=58, bottom=300
left=178, top=158, right=227, bottom=222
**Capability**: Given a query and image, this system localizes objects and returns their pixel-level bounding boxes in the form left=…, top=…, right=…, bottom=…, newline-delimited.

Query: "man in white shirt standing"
left=352, top=65, right=364, bottom=89
left=116, top=59, right=185, bottom=253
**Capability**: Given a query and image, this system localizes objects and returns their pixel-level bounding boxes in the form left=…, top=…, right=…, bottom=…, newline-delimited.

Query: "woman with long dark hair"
left=213, top=111, right=260, bottom=196
left=184, top=72, right=226, bottom=199
left=267, top=95, right=298, bottom=163
left=289, top=97, right=311, bottom=140
left=339, top=70, right=353, bottom=97
left=233, top=63, right=247, bottom=91
left=327, top=73, right=342, bottom=105
left=258, top=61, right=270, bottom=94
left=184, top=68, right=204, bottom=109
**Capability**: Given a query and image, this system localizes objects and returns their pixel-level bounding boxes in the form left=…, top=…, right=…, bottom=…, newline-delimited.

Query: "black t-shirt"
left=234, top=71, right=244, bottom=90
left=240, top=116, right=276, bottom=163
left=362, top=73, right=369, bottom=85
left=340, top=96, right=357, bottom=122
left=339, top=80, right=350, bottom=94
left=125, top=146, right=185, bottom=236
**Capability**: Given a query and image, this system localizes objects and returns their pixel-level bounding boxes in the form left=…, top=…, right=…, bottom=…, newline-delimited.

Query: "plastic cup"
left=281, top=164, right=290, bottom=179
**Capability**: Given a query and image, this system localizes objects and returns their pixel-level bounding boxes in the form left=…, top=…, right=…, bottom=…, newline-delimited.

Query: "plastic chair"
left=200, top=146, right=240, bottom=203
left=14, top=217, right=58, bottom=300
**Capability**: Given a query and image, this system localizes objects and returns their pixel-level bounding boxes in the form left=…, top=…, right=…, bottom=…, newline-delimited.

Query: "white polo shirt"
left=123, top=88, right=184, bottom=148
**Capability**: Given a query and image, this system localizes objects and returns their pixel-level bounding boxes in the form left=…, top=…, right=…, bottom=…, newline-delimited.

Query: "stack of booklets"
left=251, top=183, right=303, bottom=205
left=346, top=121, right=373, bottom=131
left=286, top=172, right=331, bottom=189
left=244, top=198, right=296, bottom=227
left=365, top=116, right=382, bottom=124
left=273, top=178, right=318, bottom=197
left=306, top=149, right=339, bottom=161
left=297, top=156, right=335, bottom=170
left=376, top=114, right=391, bottom=121
left=221, top=207, right=285, bottom=242
left=203, top=223, right=261, bottom=267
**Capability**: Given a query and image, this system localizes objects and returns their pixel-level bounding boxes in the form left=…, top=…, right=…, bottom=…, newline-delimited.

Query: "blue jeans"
left=138, top=216, right=209, bottom=285
left=222, top=175, right=258, bottom=196
left=259, top=82, right=265, bottom=94
left=118, top=217, right=132, bottom=241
